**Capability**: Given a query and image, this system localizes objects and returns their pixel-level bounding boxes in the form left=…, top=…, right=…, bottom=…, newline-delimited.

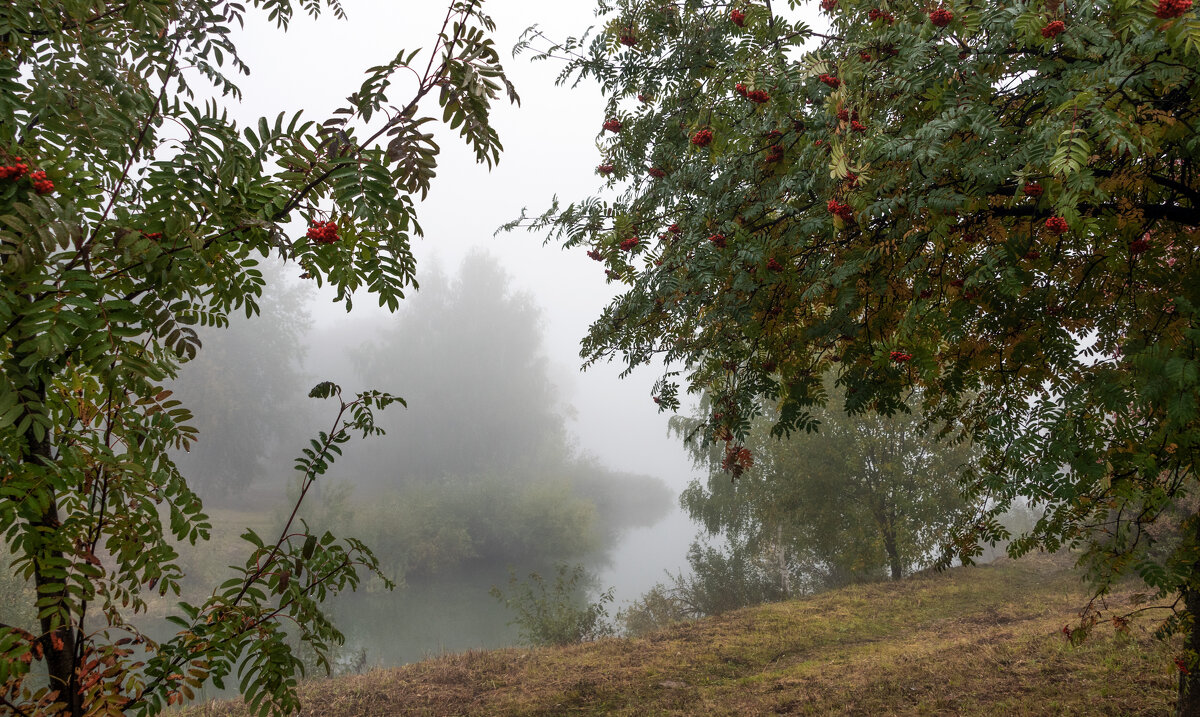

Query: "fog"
left=165, top=246, right=695, bottom=675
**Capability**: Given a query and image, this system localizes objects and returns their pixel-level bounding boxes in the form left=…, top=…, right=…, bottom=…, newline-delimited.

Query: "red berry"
left=637, top=93, right=651, bottom=103
left=597, top=164, right=615, bottom=175
left=1130, top=237, right=1151, bottom=254
left=708, top=233, right=727, bottom=248
left=669, top=223, right=682, bottom=234
left=837, top=108, right=850, bottom=121
left=1045, top=216, right=1069, bottom=235
left=868, top=7, right=896, bottom=23
left=820, top=0, right=837, bottom=11
left=603, top=118, right=622, bottom=133
left=1023, top=182, right=1043, bottom=198
left=619, top=237, right=640, bottom=251
left=306, top=220, right=340, bottom=245
left=619, top=33, right=637, bottom=47
left=765, top=144, right=784, bottom=163
left=731, top=8, right=746, bottom=26
left=746, top=89, right=770, bottom=103
left=826, top=199, right=854, bottom=220
left=845, top=171, right=859, bottom=187
left=587, top=249, right=603, bottom=261
left=1024, top=250, right=1041, bottom=260
left=691, top=128, right=714, bottom=147
left=889, top=351, right=913, bottom=362
left=767, top=257, right=784, bottom=271
left=850, top=119, right=867, bottom=132
left=860, top=51, right=873, bottom=61
left=929, top=7, right=954, bottom=27
left=1155, top=0, right=1192, bottom=18
left=735, top=83, right=748, bottom=97
left=1040, top=20, right=1066, bottom=38
left=648, top=167, right=667, bottom=178
left=819, top=74, right=841, bottom=88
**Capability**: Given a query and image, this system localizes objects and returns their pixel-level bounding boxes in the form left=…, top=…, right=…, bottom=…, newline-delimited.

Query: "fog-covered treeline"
left=158, top=250, right=672, bottom=670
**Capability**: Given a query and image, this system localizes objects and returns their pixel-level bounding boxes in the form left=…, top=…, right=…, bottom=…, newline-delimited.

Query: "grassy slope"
left=186, top=554, right=1177, bottom=716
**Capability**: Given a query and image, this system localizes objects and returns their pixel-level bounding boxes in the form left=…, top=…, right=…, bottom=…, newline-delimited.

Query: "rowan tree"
left=0, top=0, right=515, bottom=714
left=513, top=0, right=1200, bottom=709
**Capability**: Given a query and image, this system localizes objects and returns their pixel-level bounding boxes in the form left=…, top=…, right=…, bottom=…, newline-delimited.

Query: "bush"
left=490, top=564, right=614, bottom=646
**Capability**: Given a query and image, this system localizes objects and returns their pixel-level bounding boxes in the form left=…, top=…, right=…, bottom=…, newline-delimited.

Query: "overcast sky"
left=222, top=0, right=701, bottom=484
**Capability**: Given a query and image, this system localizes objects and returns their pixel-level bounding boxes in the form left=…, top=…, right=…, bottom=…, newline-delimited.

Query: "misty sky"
left=227, top=2, right=697, bottom=486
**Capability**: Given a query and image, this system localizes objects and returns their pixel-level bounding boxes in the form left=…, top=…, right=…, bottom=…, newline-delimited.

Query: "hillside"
left=186, top=554, right=1177, bottom=716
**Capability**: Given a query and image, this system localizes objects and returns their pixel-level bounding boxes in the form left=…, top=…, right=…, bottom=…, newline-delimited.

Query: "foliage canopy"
left=0, top=0, right=515, bottom=714
left=514, top=0, right=1199, bottom=707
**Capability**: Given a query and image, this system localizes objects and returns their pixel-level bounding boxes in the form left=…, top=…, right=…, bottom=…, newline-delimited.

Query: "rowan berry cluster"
left=619, top=236, right=640, bottom=251
left=1130, top=236, right=1151, bottom=254
left=850, top=119, right=867, bottom=132
left=691, top=128, right=714, bottom=147
left=603, top=118, right=622, bottom=133
left=890, top=351, right=914, bottom=362
left=820, top=0, right=838, bottom=11
left=1155, top=0, right=1192, bottom=18
left=587, top=249, right=603, bottom=261
left=619, top=33, right=637, bottom=47
left=767, top=257, right=784, bottom=272
left=1024, top=250, right=1042, bottom=260
left=868, top=7, right=896, bottom=22
left=1023, top=182, right=1044, bottom=198
left=669, top=223, right=682, bottom=235
left=765, top=144, right=784, bottom=162
left=845, top=171, right=860, bottom=187
left=827, top=199, right=854, bottom=220
left=30, top=170, right=54, bottom=195
left=708, top=233, right=727, bottom=248
left=731, top=8, right=746, bottom=25
left=819, top=74, right=841, bottom=88
left=1044, top=216, right=1069, bottom=234
left=929, top=7, right=954, bottom=26
left=745, top=89, right=770, bottom=103
left=0, top=157, right=29, bottom=180
left=1041, top=20, right=1066, bottom=37
left=306, top=220, right=339, bottom=244
left=648, top=167, right=667, bottom=178
left=860, top=51, right=873, bottom=61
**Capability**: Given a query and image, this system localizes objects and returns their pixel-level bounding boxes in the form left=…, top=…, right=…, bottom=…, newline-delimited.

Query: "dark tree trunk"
left=22, top=376, right=81, bottom=716
left=881, top=523, right=902, bottom=580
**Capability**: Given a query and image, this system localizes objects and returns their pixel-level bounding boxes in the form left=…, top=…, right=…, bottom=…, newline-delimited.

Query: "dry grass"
left=184, top=554, right=1177, bottom=716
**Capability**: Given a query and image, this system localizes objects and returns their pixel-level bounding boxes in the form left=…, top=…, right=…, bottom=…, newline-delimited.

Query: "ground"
left=184, top=553, right=1177, bottom=716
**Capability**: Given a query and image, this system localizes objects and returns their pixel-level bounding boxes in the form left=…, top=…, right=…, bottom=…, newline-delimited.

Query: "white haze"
left=224, top=1, right=706, bottom=608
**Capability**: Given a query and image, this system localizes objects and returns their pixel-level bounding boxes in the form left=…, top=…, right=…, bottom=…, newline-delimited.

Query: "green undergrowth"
left=184, top=553, right=1177, bottom=716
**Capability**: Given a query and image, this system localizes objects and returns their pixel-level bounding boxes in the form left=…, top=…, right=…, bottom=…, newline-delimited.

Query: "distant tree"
left=0, top=0, right=516, bottom=713
left=169, top=261, right=314, bottom=500
left=515, top=0, right=1200, bottom=709
left=679, top=387, right=975, bottom=590
left=353, top=252, right=567, bottom=482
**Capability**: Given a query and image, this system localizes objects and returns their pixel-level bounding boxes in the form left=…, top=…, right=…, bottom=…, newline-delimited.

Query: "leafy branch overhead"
left=513, top=0, right=1199, bottom=710
left=0, top=0, right=515, bottom=714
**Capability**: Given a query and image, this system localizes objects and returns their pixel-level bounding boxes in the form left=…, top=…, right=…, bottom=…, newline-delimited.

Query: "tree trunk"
left=882, top=527, right=902, bottom=581
left=22, top=376, right=81, bottom=716
left=776, top=524, right=790, bottom=598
